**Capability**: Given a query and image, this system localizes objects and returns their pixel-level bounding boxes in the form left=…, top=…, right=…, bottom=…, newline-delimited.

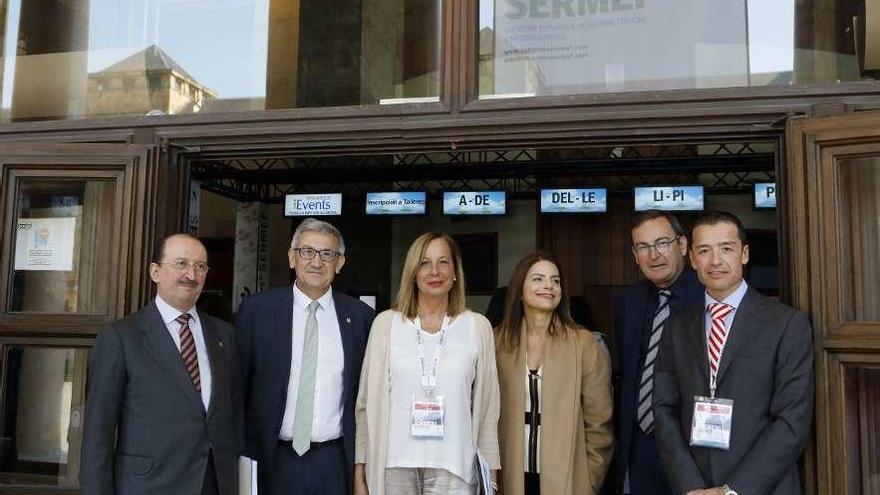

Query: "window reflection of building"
left=86, top=45, right=216, bottom=116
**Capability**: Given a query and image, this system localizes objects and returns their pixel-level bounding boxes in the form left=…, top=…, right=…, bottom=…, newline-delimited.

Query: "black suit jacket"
left=236, top=286, right=374, bottom=493
left=80, top=302, right=242, bottom=495
left=653, top=287, right=814, bottom=495
left=612, top=267, right=703, bottom=490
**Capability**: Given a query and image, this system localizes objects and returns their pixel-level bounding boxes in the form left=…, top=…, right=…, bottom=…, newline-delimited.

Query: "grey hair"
left=290, top=218, right=346, bottom=255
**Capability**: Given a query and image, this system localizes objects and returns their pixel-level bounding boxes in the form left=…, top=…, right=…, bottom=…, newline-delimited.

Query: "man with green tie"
left=237, top=218, right=375, bottom=494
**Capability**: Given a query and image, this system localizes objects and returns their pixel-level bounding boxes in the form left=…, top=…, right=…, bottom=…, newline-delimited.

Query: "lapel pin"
left=218, top=341, right=224, bottom=348
left=346, top=317, right=351, bottom=324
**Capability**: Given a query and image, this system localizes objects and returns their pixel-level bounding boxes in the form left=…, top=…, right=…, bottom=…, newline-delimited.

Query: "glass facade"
left=478, top=0, right=875, bottom=98
left=0, top=0, right=441, bottom=121
left=10, top=179, right=116, bottom=315
left=0, top=346, right=88, bottom=488
left=837, top=155, right=880, bottom=323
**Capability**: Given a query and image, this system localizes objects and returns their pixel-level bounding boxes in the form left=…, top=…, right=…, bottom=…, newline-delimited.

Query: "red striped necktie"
left=176, top=313, right=201, bottom=393
left=707, top=303, right=733, bottom=391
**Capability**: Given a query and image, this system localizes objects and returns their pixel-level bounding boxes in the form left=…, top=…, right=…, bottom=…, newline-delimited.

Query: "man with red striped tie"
left=81, top=234, right=241, bottom=495
left=653, top=211, right=814, bottom=495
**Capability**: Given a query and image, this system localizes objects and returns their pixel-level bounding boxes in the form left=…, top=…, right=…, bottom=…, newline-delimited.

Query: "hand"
left=686, top=489, right=724, bottom=495
left=354, top=463, right=369, bottom=495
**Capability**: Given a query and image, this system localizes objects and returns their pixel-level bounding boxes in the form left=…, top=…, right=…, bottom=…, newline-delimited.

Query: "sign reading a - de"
left=442, top=191, right=506, bottom=215
left=284, top=193, right=343, bottom=217
left=634, top=185, right=704, bottom=211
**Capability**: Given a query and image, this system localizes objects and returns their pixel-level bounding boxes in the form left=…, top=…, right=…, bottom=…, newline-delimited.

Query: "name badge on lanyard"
left=691, top=331, right=734, bottom=450
left=411, top=316, right=450, bottom=438
left=690, top=396, right=733, bottom=449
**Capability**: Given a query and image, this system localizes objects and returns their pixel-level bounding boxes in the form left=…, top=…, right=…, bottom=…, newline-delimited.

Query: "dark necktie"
left=637, top=289, right=670, bottom=433
left=176, top=313, right=201, bottom=393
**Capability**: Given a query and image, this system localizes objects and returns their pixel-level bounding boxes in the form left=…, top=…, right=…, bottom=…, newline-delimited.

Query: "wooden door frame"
left=787, top=111, right=880, bottom=494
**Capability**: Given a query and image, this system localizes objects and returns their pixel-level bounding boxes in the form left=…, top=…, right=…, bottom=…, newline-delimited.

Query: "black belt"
left=278, top=437, right=342, bottom=450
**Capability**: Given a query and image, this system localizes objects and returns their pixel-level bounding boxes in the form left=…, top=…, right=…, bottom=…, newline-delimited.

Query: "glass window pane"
left=10, top=179, right=116, bottom=315
left=0, top=0, right=440, bottom=121
left=837, top=156, right=880, bottom=323
left=478, top=0, right=872, bottom=99
left=844, top=365, right=880, bottom=494
left=0, top=346, right=88, bottom=487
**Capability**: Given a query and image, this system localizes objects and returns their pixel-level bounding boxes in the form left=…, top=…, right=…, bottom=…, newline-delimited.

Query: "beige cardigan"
left=355, top=309, right=501, bottom=493
left=496, top=326, right=614, bottom=495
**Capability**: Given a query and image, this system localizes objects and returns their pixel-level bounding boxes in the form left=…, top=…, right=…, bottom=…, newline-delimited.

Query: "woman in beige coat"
left=495, top=251, right=614, bottom=495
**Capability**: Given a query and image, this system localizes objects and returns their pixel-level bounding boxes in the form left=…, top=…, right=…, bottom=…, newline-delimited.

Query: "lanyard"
left=413, top=315, right=450, bottom=398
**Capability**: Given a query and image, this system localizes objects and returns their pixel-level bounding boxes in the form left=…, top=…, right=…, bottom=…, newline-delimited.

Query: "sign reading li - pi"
left=284, top=193, right=342, bottom=217
left=633, top=185, right=704, bottom=211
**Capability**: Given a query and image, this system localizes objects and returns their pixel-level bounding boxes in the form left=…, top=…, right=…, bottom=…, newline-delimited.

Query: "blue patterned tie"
left=637, top=289, right=670, bottom=433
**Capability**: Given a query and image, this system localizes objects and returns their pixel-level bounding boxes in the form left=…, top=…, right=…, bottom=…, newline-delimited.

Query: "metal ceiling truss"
left=191, top=141, right=777, bottom=203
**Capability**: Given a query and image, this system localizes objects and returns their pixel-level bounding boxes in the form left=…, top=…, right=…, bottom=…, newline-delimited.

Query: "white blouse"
left=385, top=311, right=480, bottom=483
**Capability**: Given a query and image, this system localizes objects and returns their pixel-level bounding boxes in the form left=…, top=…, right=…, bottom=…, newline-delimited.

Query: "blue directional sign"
left=442, top=191, right=506, bottom=215
left=753, top=183, right=776, bottom=209
left=540, top=188, right=607, bottom=213
left=365, top=191, right=427, bottom=215
left=284, top=193, right=342, bottom=216
left=634, top=185, right=704, bottom=212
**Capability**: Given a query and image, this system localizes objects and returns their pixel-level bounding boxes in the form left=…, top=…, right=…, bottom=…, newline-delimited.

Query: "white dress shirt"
left=155, top=295, right=212, bottom=411
left=279, top=284, right=345, bottom=442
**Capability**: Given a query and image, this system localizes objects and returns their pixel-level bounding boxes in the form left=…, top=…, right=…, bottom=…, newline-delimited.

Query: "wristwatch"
left=721, top=484, right=738, bottom=495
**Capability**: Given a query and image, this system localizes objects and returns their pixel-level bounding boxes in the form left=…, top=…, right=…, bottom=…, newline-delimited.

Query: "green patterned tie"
left=292, top=301, right=320, bottom=455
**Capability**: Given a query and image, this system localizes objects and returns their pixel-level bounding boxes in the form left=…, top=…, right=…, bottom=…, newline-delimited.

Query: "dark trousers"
left=627, top=429, right=673, bottom=495
left=524, top=472, right=540, bottom=495
left=262, top=438, right=348, bottom=495
left=201, top=454, right=219, bottom=495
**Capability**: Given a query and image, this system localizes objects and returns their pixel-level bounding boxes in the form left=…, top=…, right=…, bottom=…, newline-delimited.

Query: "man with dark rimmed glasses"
left=612, top=210, right=704, bottom=495
left=237, top=218, right=375, bottom=495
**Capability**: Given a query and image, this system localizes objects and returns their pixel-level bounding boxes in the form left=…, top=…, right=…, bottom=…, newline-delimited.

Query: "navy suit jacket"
left=653, top=288, right=814, bottom=495
left=236, top=286, right=374, bottom=494
left=613, top=267, right=703, bottom=491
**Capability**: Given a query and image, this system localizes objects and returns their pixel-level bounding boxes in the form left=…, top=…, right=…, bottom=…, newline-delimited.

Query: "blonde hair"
left=394, top=232, right=467, bottom=320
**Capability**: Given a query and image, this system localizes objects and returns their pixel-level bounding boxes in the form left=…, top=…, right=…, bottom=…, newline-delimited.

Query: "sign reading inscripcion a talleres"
left=365, top=192, right=427, bottom=215
left=540, top=188, right=607, bottom=213
left=634, top=186, right=704, bottom=212
left=284, top=193, right=342, bottom=216
left=443, top=191, right=506, bottom=215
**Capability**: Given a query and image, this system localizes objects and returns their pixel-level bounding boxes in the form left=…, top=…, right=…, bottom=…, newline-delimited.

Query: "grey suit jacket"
left=653, top=287, right=814, bottom=495
left=80, top=302, right=242, bottom=495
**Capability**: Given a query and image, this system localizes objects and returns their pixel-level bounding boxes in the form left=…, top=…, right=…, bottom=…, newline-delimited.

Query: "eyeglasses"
left=293, top=247, right=341, bottom=262
left=158, top=259, right=210, bottom=275
left=632, top=236, right=681, bottom=256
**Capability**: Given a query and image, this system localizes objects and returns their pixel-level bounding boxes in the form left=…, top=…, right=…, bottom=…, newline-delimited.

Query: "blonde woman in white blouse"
left=354, top=232, right=500, bottom=495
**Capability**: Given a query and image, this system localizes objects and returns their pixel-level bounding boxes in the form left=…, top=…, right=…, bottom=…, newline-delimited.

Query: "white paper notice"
left=14, top=217, right=77, bottom=271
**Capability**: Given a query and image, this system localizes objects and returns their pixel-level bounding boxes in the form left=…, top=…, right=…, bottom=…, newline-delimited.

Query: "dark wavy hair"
left=495, top=250, right=580, bottom=352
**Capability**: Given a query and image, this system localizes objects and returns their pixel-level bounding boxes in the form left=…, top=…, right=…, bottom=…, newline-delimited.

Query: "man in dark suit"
left=81, top=233, right=241, bottom=495
left=614, top=209, right=704, bottom=495
left=653, top=211, right=813, bottom=495
left=237, top=218, right=374, bottom=495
